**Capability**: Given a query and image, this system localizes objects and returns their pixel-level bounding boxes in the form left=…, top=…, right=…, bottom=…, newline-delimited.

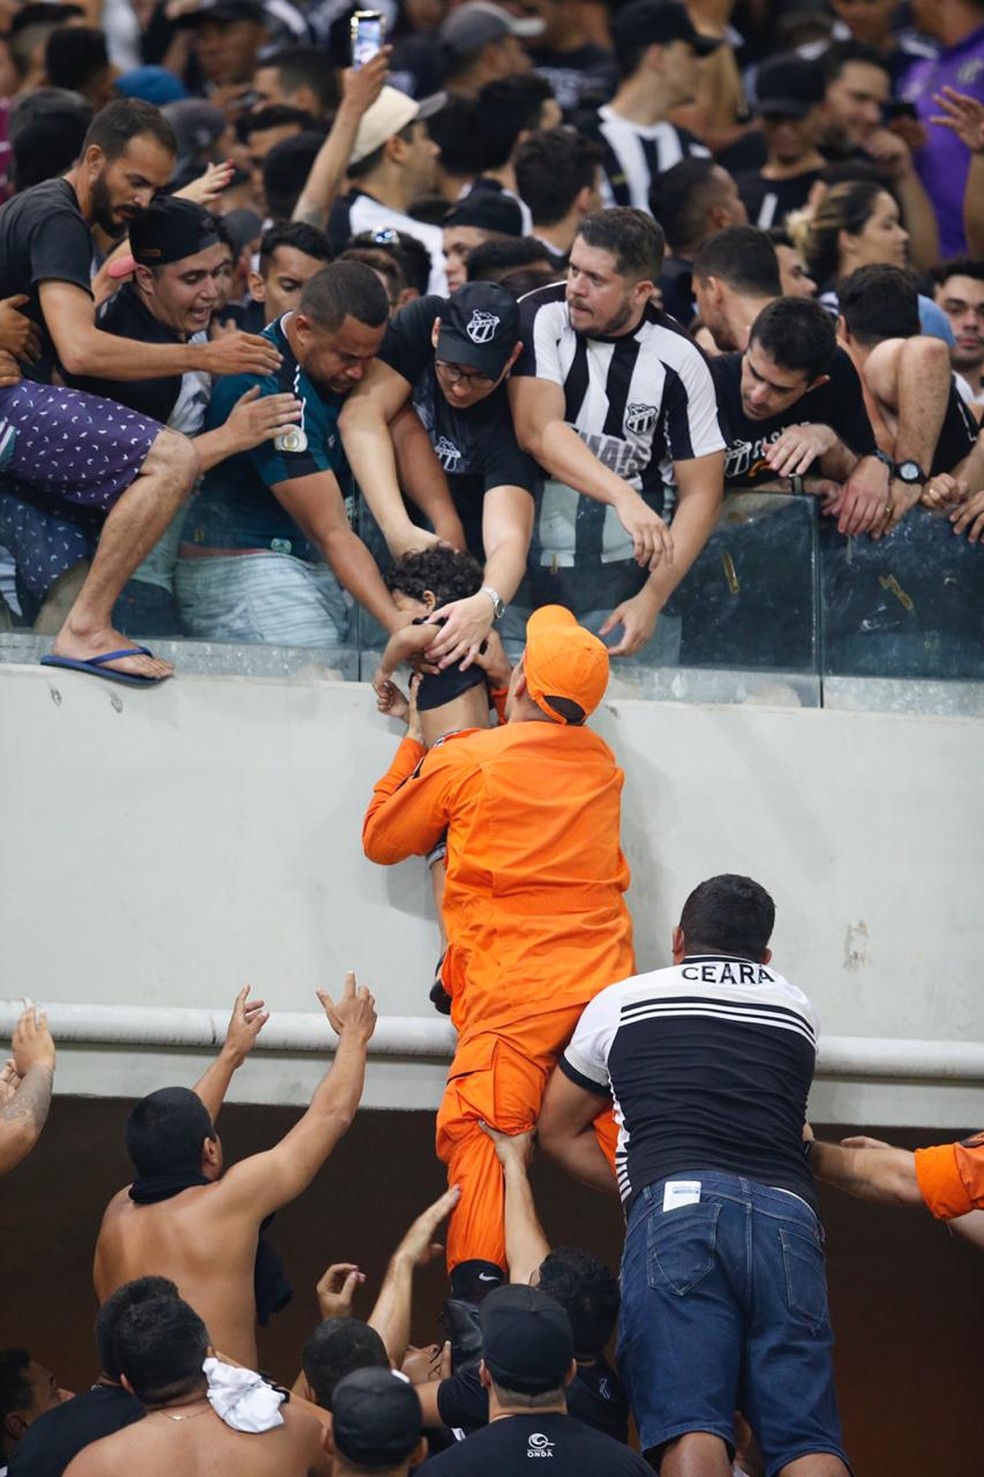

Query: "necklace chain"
left=152, top=1402, right=211, bottom=1422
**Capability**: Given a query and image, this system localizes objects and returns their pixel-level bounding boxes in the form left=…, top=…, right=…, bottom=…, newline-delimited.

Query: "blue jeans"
left=617, top=1171, right=849, bottom=1476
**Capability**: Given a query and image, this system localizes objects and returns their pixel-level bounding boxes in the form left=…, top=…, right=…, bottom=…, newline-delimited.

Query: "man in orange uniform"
left=363, top=606, right=635, bottom=1285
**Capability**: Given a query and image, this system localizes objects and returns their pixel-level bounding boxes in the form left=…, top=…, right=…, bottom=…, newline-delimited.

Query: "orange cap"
left=523, top=605, right=609, bottom=724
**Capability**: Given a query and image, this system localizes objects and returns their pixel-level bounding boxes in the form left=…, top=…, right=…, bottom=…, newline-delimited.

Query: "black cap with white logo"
left=436, top=281, right=521, bottom=379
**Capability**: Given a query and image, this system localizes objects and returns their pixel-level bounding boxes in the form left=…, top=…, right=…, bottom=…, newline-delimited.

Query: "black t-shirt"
left=435, top=1356, right=628, bottom=1444
left=932, top=384, right=978, bottom=476
left=419, top=1412, right=648, bottom=1476
left=710, top=347, right=877, bottom=488
left=0, top=176, right=94, bottom=382
left=529, top=43, right=617, bottom=116
left=69, top=282, right=186, bottom=424
left=8, top=1385, right=144, bottom=1477
left=734, top=168, right=824, bottom=230
left=378, top=294, right=539, bottom=558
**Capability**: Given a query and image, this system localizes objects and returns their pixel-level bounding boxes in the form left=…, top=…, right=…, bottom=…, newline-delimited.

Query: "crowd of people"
left=3, top=611, right=984, bottom=1476
left=1, top=0, right=984, bottom=1474
left=0, top=0, right=976, bottom=683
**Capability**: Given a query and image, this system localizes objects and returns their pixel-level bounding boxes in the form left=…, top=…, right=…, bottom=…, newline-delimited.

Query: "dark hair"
left=537, top=1249, right=619, bottom=1357
left=347, top=121, right=416, bottom=182
left=243, top=103, right=319, bottom=140
left=301, top=1319, right=389, bottom=1411
left=259, top=220, right=333, bottom=275
left=258, top=45, right=339, bottom=114
left=82, top=97, right=177, bottom=163
left=802, top=177, right=885, bottom=284
left=124, top=1086, right=214, bottom=1178
left=114, top=1297, right=209, bottom=1405
left=577, top=207, right=663, bottom=281
left=336, top=246, right=406, bottom=303
left=95, top=1277, right=180, bottom=1382
left=466, top=236, right=555, bottom=283
left=0, top=1350, right=34, bottom=1432
left=650, top=158, right=732, bottom=254
left=478, top=74, right=555, bottom=168
left=348, top=229, right=431, bottom=296
left=427, top=95, right=489, bottom=176
left=384, top=547, right=484, bottom=604
left=767, top=227, right=795, bottom=251
left=262, top=131, right=325, bottom=220
left=10, top=90, right=92, bottom=191
left=822, top=38, right=888, bottom=87
left=498, top=265, right=559, bottom=297
left=749, top=296, right=836, bottom=381
left=692, top=225, right=782, bottom=297
left=515, top=129, right=600, bottom=228
left=299, top=261, right=389, bottom=330
left=838, top=263, right=920, bottom=345
left=678, top=874, right=776, bottom=961
left=45, top=25, right=108, bottom=92
left=930, top=255, right=984, bottom=289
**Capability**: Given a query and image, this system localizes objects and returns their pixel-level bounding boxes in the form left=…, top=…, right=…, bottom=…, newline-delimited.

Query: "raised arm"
left=479, top=1124, right=550, bottom=1284
left=931, top=87, right=984, bottom=258
left=192, top=985, right=269, bottom=1125
left=293, top=52, right=390, bottom=229
left=218, top=974, right=376, bottom=1219
left=508, top=374, right=671, bottom=571
left=367, top=1186, right=460, bottom=1365
left=0, top=1007, right=56, bottom=1177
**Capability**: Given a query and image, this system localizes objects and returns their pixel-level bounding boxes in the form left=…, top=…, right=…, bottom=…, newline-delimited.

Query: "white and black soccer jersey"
left=561, top=955, right=820, bottom=1213
left=590, top=106, right=710, bottom=212
left=513, top=283, right=724, bottom=595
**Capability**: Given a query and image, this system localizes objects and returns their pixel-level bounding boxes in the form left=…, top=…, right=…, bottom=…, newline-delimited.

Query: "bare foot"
left=53, top=622, right=174, bottom=681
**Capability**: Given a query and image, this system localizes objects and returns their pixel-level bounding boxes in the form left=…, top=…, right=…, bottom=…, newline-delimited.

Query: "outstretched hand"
left=223, top=985, right=268, bottom=1064
left=395, top=1185, right=460, bottom=1267
left=318, top=972, right=377, bottom=1042
left=479, top=1120, right=535, bottom=1168
left=316, top=1261, right=366, bottom=1319
left=12, top=1005, right=55, bottom=1076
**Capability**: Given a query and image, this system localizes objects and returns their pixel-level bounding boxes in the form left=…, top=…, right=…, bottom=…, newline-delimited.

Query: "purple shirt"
left=903, top=24, right=984, bottom=257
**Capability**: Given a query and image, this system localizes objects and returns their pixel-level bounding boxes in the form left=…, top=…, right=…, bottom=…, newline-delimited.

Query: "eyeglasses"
left=436, top=361, right=496, bottom=389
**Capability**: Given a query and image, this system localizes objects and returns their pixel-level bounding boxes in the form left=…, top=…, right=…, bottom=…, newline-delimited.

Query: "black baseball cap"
left=756, top=55, right=826, bottom=118
left=129, top=196, right=221, bottom=266
left=436, top=281, right=521, bottom=378
left=175, top=0, right=264, bottom=25
left=331, top=1369, right=422, bottom=1469
left=612, top=0, right=720, bottom=58
left=445, top=191, right=524, bottom=238
left=480, top=1284, right=574, bottom=1394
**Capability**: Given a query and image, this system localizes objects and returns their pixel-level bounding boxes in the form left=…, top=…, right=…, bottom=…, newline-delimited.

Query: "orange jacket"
left=363, top=725, right=635, bottom=1034
left=915, top=1133, right=984, bottom=1219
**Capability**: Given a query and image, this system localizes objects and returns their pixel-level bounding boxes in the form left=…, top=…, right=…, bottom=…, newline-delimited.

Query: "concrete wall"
left=2, top=664, right=982, bottom=1127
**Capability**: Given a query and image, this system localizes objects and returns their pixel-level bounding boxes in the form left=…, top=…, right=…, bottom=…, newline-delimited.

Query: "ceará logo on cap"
left=466, top=309, right=500, bottom=344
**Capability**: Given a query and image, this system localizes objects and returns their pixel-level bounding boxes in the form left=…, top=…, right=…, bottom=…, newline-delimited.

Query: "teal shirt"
left=184, top=315, right=353, bottom=559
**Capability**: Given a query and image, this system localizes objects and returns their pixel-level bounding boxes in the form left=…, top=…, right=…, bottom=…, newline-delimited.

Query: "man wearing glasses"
left=340, top=281, right=538, bottom=666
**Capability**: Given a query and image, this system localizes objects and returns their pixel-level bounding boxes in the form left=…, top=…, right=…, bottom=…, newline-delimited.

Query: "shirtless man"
left=0, top=1006, right=55, bottom=1176
left=63, top=1293, right=328, bottom=1477
left=93, top=975, right=377, bottom=1367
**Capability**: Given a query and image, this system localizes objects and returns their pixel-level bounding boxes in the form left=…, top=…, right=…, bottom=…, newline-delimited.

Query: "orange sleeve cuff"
left=914, top=1142, right=974, bottom=1220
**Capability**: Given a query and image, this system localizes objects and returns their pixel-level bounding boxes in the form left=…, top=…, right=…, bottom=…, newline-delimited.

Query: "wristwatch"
left=894, top=459, right=928, bottom=486
left=480, top=585, right=505, bottom=621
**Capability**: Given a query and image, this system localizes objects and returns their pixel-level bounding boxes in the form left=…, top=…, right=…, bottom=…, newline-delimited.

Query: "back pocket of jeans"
left=647, top=1202, right=720, bottom=1296
left=780, top=1226, right=829, bottom=1333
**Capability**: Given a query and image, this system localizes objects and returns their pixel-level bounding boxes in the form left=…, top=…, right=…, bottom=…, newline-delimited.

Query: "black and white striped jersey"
left=560, top=955, right=820, bottom=1213
left=589, top=106, right=711, bottom=212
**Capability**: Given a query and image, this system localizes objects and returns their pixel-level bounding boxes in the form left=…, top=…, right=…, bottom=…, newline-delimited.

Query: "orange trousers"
left=436, top=1004, right=617, bottom=1272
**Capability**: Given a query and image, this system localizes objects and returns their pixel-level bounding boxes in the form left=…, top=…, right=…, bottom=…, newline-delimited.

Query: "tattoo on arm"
left=0, top=1066, right=54, bottom=1135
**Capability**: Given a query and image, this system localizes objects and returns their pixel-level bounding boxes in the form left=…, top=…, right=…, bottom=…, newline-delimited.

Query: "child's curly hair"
left=384, top=546, right=485, bottom=606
